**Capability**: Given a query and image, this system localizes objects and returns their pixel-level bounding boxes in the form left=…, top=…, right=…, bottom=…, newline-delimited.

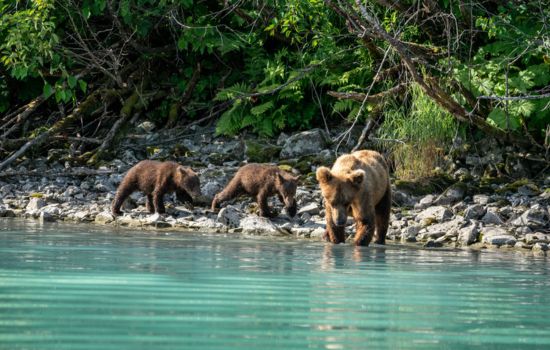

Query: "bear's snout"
left=335, top=218, right=347, bottom=227
left=286, top=203, right=297, bottom=217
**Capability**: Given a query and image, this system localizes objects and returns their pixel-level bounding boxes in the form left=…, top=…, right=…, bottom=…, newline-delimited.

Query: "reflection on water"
left=1, top=218, right=549, bottom=350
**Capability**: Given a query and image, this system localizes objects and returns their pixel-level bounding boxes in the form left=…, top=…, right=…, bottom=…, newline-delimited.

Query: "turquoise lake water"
left=1, top=219, right=549, bottom=350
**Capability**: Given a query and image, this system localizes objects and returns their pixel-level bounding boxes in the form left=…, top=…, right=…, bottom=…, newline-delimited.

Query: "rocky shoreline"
left=1, top=126, right=549, bottom=255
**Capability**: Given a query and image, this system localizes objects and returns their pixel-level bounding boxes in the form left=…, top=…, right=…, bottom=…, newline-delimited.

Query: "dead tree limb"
left=327, top=83, right=407, bottom=103
left=1, top=96, right=47, bottom=140
left=0, top=88, right=127, bottom=171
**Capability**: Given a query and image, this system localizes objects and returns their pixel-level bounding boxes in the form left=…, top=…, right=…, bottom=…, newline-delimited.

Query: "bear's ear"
left=177, top=165, right=189, bottom=176
left=316, top=167, right=332, bottom=184
left=348, top=170, right=365, bottom=187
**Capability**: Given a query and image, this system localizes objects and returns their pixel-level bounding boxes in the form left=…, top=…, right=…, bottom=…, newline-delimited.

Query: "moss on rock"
left=245, top=140, right=281, bottom=163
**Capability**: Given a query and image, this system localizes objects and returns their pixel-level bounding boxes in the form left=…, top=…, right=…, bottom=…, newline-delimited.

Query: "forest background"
left=1, top=0, right=549, bottom=178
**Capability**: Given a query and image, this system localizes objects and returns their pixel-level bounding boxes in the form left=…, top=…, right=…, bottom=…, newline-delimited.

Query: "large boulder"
left=464, top=204, right=486, bottom=220
left=481, top=226, right=516, bottom=246
left=416, top=206, right=453, bottom=224
left=433, top=183, right=465, bottom=205
left=279, top=129, right=329, bottom=159
left=244, top=140, right=281, bottom=163
left=511, top=204, right=549, bottom=228
left=458, top=221, right=480, bottom=245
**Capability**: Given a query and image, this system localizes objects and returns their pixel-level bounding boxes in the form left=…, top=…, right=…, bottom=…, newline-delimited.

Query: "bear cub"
left=316, top=150, right=391, bottom=246
left=211, top=163, right=298, bottom=218
left=111, top=160, right=201, bottom=216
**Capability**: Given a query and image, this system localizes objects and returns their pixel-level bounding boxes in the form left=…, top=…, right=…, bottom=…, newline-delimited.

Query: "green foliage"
left=454, top=2, right=550, bottom=137
left=379, top=84, right=459, bottom=179
left=0, top=0, right=548, bottom=150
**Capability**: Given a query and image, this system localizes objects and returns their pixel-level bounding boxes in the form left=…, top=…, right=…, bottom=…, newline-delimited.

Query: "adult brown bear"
left=211, top=163, right=298, bottom=218
left=111, top=160, right=201, bottom=216
left=316, top=150, right=391, bottom=246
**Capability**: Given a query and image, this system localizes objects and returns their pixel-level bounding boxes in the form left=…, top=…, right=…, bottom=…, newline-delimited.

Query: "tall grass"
left=377, top=84, right=458, bottom=180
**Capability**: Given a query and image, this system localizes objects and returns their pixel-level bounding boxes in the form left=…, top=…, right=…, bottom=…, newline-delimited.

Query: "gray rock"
left=419, top=218, right=463, bottom=241
left=39, top=211, right=56, bottom=223
left=464, top=204, right=486, bottom=220
left=239, top=216, right=285, bottom=236
left=514, top=241, right=532, bottom=249
left=483, top=235, right=517, bottom=246
left=517, top=184, right=540, bottom=196
left=401, top=225, right=420, bottom=243
left=138, top=121, right=155, bottom=133
left=309, top=227, right=326, bottom=240
left=524, top=232, right=550, bottom=244
left=533, top=242, right=549, bottom=251
left=465, top=156, right=482, bottom=166
left=26, top=197, right=46, bottom=211
left=417, top=206, right=453, bottom=223
left=217, top=205, right=241, bottom=228
left=424, top=240, right=443, bottom=248
left=74, top=210, right=92, bottom=222
left=481, top=209, right=504, bottom=225
left=392, top=190, right=413, bottom=207
left=280, top=129, right=329, bottom=159
left=511, top=204, right=549, bottom=228
left=473, top=194, right=490, bottom=205
left=418, top=230, right=446, bottom=241
left=298, top=203, right=320, bottom=216
left=415, top=194, right=435, bottom=209
left=481, top=226, right=516, bottom=246
left=514, top=226, right=532, bottom=235
left=0, top=205, right=15, bottom=217
left=201, top=181, right=224, bottom=200
left=458, top=222, right=480, bottom=245
left=434, top=184, right=465, bottom=205
left=482, top=225, right=510, bottom=237
left=95, top=211, right=116, bottom=224
left=144, top=213, right=172, bottom=228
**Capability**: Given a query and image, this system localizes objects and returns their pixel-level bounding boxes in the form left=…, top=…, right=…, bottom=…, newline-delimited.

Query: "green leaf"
left=43, top=83, right=54, bottom=98
left=487, top=108, right=521, bottom=130
left=509, top=100, right=535, bottom=117
left=67, top=76, right=77, bottom=89
left=78, top=80, right=87, bottom=93
left=250, top=101, right=274, bottom=116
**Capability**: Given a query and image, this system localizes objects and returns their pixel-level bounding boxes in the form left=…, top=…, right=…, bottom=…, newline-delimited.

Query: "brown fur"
left=111, top=160, right=201, bottom=216
left=211, top=163, right=298, bottom=217
left=316, top=150, right=391, bottom=246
